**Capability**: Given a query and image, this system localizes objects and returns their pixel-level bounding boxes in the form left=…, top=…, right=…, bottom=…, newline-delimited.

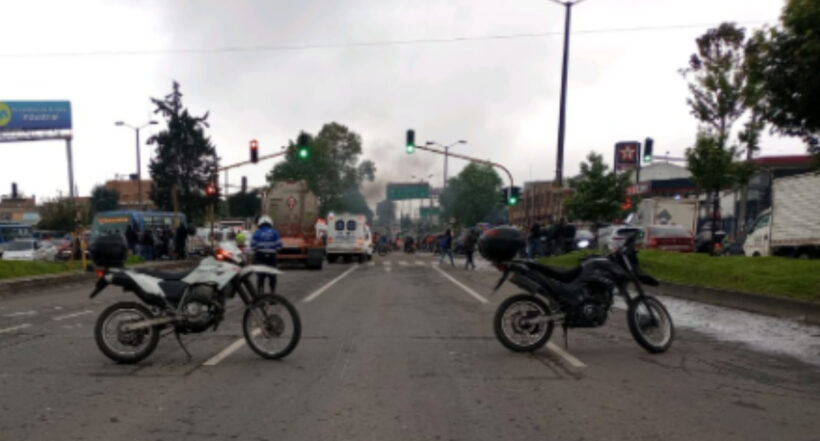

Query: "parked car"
left=643, top=225, right=695, bottom=253
left=1, top=239, right=59, bottom=261
left=49, top=238, right=74, bottom=261
left=598, top=226, right=643, bottom=251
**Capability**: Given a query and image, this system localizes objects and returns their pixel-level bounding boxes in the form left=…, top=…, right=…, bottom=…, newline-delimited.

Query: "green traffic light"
left=508, top=197, right=518, bottom=206
left=405, top=144, right=415, bottom=154
left=298, top=147, right=309, bottom=159
left=643, top=155, right=652, bottom=163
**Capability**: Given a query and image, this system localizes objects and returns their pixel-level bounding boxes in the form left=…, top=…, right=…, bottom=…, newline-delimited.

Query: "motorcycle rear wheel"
left=627, top=295, right=674, bottom=353
left=243, top=294, right=301, bottom=360
left=494, top=294, right=554, bottom=352
left=94, top=301, right=160, bottom=364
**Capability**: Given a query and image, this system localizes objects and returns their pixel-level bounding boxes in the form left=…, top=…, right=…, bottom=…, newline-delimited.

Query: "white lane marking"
left=0, top=323, right=32, bottom=334
left=368, top=261, right=376, bottom=267
left=398, top=261, right=409, bottom=266
left=385, top=267, right=392, bottom=272
left=545, top=341, right=587, bottom=369
left=53, top=310, right=94, bottom=321
left=432, top=266, right=488, bottom=304
left=383, top=261, right=392, bottom=266
left=302, top=265, right=359, bottom=303
left=415, top=260, right=425, bottom=266
left=203, top=329, right=261, bottom=366
left=5, top=311, right=36, bottom=318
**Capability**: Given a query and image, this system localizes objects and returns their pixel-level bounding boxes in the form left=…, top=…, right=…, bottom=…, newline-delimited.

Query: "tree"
left=440, top=163, right=503, bottom=227
left=89, top=185, right=119, bottom=216
left=564, top=153, right=632, bottom=244
left=38, top=199, right=89, bottom=232
left=267, top=123, right=376, bottom=218
left=147, top=81, right=219, bottom=223
left=682, top=23, right=761, bottom=240
left=748, top=0, right=820, bottom=163
left=227, top=191, right=261, bottom=218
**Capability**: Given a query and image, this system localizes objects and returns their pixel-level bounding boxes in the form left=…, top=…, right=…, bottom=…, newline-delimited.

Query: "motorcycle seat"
left=523, top=261, right=583, bottom=284
left=136, top=268, right=195, bottom=281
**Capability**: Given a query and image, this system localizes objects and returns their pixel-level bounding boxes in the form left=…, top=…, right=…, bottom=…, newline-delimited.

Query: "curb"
left=653, top=282, right=820, bottom=326
left=0, top=259, right=200, bottom=297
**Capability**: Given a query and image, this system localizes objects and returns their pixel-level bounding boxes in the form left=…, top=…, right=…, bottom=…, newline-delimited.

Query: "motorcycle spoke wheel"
left=627, top=296, right=674, bottom=353
left=494, top=294, right=554, bottom=352
left=243, top=294, right=301, bottom=360
left=94, top=302, right=159, bottom=364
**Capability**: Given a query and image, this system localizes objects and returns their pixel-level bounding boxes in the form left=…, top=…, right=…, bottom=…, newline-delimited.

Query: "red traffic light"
left=250, top=139, right=259, bottom=163
left=206, top=183, right=217, bottom=196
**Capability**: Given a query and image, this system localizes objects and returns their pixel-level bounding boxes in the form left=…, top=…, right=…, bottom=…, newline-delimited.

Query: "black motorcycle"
left=481, top=227, right=673, bottom=354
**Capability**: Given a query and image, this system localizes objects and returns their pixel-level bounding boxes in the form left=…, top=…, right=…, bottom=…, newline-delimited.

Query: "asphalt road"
left=1, top=252, right=819, bottom=441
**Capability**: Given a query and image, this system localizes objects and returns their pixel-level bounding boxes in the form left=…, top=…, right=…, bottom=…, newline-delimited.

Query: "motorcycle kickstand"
left=174, top=330, right=192, bottom=361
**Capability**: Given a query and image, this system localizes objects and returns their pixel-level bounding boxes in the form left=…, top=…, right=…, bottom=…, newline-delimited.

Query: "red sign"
left=286, top=196, right=297, bottom=210
left=614, top=141, right=641, bottom=172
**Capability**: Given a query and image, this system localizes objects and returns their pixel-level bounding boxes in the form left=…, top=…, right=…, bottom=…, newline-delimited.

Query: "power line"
left=0, top=20, right=768, bottom=58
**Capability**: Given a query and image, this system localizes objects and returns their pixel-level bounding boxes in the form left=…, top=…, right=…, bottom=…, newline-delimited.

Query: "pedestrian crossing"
left=336, top=257, right=495, bottom=272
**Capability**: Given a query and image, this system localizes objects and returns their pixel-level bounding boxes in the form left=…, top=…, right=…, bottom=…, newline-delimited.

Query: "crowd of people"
left=124, top=223, right=189, bottom=261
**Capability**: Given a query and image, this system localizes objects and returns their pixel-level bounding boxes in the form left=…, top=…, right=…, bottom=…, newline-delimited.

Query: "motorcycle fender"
left=239, top=265, right=285, bottom=277
left=89, top=275, right=111, bottom=298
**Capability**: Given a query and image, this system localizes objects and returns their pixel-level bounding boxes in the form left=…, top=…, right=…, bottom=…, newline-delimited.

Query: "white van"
left=326, top=213, right=372, bottom=263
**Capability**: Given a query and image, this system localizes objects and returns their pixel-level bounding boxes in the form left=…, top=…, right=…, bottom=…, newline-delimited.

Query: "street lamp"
left=426, top=140, right=466, bottom=190
left=548, top=0, right=587, bottom=187
left=115, top=120, right=159, bottom=210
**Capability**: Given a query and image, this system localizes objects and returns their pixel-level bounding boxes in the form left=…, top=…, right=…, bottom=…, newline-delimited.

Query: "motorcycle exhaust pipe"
left=121, top=316, right=176, bottom=331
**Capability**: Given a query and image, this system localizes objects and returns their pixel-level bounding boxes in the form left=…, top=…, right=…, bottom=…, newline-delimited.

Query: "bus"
left=90, top=210, right=188, bottom=241
left=0, top=222, right=34, bottom=253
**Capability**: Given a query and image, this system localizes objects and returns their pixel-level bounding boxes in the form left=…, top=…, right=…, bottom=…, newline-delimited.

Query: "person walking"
left=251, top=215, right=283, bottom=294
left=463, top=229, right=478, bottom=270
left=439, top=229, right=455, bottom=267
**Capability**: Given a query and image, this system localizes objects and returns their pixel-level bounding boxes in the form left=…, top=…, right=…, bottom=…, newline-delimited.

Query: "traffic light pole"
left=217, top=150, right=289, bottom=196
left=408, top=143, right=516, bottom=223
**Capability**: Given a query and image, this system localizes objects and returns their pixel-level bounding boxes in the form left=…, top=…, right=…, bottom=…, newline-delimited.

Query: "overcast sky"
left=0, top=0, right=805, bottom=207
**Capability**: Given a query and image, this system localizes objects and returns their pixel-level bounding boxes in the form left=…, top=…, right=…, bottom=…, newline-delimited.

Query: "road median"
left=0, top=258, right=199, bottom=297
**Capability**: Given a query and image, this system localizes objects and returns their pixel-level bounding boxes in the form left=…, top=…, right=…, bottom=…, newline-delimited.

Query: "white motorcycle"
left=89, top=246, right=301, bottom=364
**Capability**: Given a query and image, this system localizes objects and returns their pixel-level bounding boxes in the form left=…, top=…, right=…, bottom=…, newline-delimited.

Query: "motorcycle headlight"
left=577, top=240, right=590, bottom=249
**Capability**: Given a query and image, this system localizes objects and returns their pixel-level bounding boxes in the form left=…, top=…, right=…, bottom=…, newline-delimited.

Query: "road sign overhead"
left=387, top=182, right=430, bottom=200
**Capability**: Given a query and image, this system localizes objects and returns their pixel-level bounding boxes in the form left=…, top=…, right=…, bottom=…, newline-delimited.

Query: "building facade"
left=104, top=179, right=154, bottom=209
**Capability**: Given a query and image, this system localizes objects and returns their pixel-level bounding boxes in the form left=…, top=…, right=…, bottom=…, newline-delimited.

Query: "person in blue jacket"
left=251, top=215, right=283, bottom=294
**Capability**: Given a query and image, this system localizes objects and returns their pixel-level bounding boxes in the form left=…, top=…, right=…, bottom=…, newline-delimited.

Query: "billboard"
left=0, top=101, right=72, bottom=131
left=614, top=141, right=641, bottom=172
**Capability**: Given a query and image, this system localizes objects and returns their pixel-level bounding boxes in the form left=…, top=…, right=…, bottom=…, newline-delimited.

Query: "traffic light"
left=297, top=133, right=310, bottom=160
left=250, top=139, right=259, bottom=164
left=509, top=186, right=521, bottom=206
left=643, top=137, right=654, bottom=163
left=241, top=176, right=247, bottom=193
left=405, top=129, right=415, bottom=154
left=205, top=182, right=217, bottom=197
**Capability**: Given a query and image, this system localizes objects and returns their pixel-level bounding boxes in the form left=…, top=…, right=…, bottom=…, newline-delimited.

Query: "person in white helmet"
left=251, top=215, right=282, bottom=294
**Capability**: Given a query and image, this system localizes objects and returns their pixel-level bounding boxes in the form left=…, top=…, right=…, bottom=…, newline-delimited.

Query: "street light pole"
left=550, top=0, right=586, bottom=187
left=426, top=140, right=466, bottom=190
left=115, top=120, right=158, bottom=211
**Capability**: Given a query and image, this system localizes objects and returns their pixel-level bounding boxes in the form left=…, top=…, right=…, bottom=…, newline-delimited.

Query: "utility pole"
left=550, top=0, right=587, bottom=187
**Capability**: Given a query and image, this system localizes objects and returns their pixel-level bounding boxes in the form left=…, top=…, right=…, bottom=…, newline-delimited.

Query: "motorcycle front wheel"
left=94, top=301, right=160, bottom=364
left=243, top=294, right=301, bottom=360
left=627, top=295, right=674, bottom=353
left=494, top=294, right=554, bottom=352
